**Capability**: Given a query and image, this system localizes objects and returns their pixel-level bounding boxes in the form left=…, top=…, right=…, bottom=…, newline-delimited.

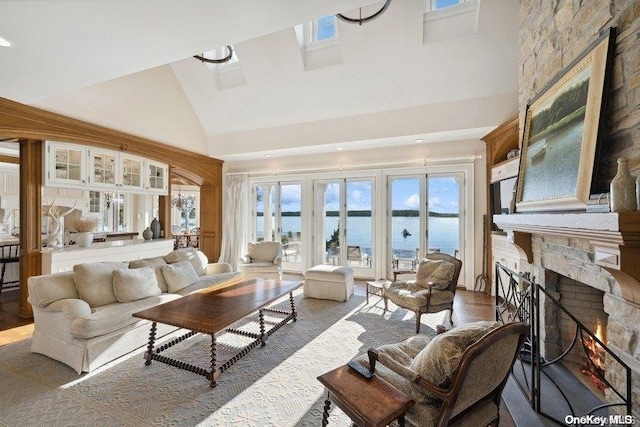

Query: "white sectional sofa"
left=28, top=248, right=240, bottom=374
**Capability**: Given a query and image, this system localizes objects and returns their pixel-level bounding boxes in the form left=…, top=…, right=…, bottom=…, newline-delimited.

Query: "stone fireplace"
left=494, top=212, right=640, bottom=417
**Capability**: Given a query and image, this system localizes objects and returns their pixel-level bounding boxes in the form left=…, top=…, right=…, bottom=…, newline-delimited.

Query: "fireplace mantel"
left=494, top=212, right=640, bottom=304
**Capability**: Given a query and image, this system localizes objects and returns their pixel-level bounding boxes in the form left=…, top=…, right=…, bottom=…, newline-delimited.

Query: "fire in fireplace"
left=581, top=319, right=608, bottom=391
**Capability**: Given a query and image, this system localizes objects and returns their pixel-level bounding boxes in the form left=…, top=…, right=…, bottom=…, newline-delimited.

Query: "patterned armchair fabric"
left=383, top=252, right=462, bottom=333
left=352, top=321, right=529, bottom=427
left=237, top=241, right=283, bottom=280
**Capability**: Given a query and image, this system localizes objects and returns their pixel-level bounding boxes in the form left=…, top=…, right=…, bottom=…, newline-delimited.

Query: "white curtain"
left=218, top=174, right=248, bottom=269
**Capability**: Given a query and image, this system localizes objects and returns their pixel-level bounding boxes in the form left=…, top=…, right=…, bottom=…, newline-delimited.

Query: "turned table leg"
left=144, top=321, right=157, bottom=365
left=289, top=291, right=297, bottom=321
left=322, top=397, right=331, bottom=426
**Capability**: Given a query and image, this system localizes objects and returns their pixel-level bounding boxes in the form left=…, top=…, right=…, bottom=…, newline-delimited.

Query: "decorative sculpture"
left=44, top=198, right=77, bottom=248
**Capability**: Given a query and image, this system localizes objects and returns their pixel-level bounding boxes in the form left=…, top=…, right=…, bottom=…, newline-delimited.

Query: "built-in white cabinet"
left=45, top=142, right=88, bottom=187
left=491, top=233, right=520, bottom=296
left=145, top=160, right=168, bottom=194
left=45, top=141, right=167, bottom=195
left=88, top=148, right=144, bottom=191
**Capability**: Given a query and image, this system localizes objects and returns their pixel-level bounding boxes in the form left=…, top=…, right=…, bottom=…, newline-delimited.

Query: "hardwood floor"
left=0, top=283, right=516, bottom=426
left=0, top=289, right=33, bottom=346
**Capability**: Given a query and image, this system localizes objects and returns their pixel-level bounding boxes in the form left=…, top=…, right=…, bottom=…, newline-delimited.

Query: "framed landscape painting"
left=516, top=27, right=616, bottom=212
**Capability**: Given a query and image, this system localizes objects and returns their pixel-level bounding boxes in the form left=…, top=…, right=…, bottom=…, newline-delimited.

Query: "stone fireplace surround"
left=494, top=212, right=640, bottom=416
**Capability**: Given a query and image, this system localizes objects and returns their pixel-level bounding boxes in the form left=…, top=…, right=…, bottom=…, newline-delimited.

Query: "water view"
left=257, top=215, right=459, bottom=260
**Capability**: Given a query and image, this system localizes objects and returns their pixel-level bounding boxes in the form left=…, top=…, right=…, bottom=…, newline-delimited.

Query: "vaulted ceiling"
left=0, top=0, right=519, bottom=161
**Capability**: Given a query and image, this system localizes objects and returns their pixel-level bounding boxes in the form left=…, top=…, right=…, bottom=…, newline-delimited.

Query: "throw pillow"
left=74, top=262, right=128, bottom=308
left=409, top=321, right=501, bottom=402
left=129, top=256, right=169, bottom=292
left=112, top=266, right=161, bottom=303
left=164, top=247, right=207, bottom=276
left=415, top=258, right=455, bottom=290
left=161, top=260, right=200, bottom=293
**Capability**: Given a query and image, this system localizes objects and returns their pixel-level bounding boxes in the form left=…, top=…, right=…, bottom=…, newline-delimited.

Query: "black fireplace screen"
left=495, top=262, right=632, bottom=425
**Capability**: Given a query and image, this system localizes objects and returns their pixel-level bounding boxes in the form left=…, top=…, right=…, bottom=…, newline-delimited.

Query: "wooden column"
left=18, top=139, right=43, bottom=318
left=200, top=182, right=222, bottom=262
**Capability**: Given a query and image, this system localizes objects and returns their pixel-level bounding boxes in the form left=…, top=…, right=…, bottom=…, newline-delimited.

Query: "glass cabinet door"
left=47, top=142, right=87, bottom=186
left=121, top=155, right=143, bottom=189
left=90, top=150, right=117, bottom=187
left=146, top=160, right=167, bottom=193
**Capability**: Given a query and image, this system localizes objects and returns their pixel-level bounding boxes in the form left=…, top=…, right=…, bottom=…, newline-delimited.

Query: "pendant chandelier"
left=194, top=45, right=234, bottom=64
left=172, top=187, right=196, bottom=210
left=336, top=0, right=392, bottom=25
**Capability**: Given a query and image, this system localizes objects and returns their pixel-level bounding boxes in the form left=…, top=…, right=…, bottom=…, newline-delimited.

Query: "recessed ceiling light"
left=0, top=36, right=13, bottom=48
left=414, top=138, right=424, bottom=143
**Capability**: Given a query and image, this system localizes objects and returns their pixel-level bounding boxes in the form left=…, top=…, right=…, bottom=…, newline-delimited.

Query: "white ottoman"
left=304, top=265, right=354, bottom=302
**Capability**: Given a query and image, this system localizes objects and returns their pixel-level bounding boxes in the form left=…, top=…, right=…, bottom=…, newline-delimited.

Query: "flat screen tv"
left=490, top=176, right=517, bottom=231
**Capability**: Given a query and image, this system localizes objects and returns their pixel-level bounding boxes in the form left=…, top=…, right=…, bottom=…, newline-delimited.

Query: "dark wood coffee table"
left=133, top=277, right=302, bottom=387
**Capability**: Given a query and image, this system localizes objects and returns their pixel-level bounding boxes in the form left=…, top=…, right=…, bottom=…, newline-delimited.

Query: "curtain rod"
left=226, top=154, right=482, bottom=177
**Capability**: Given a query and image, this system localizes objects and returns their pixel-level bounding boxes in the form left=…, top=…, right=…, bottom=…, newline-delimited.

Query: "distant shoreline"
left=258, top=210, right=458, bottom=218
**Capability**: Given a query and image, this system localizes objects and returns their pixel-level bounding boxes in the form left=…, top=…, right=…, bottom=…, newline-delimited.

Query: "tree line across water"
left=258, top=210, right=458, bottom=218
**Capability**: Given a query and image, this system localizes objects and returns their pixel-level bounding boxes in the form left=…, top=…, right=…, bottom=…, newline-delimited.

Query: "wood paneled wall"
left=0, top=97, right=223, bottom=317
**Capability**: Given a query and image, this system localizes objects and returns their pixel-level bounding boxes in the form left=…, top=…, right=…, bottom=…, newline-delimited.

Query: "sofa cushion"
left=409, top=321, right=501, bottom=402
left=161, top=260, right=200, bottom=293
left=415, top=258, right=455, bottom=290
left=164, top=248, right=207, bottom=276
left=74, top=262, right=128, bottom=308
left=69, top=293, right=181, bottom=339
left=112, top=266, right=162, bottom=303
left=173, top=272, right=240, bottom=296
left=128, top=256, right=169, bottom=292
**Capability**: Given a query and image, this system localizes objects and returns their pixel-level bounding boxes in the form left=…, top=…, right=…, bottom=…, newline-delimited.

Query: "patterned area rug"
left=0, top=288, right=443, bottom=426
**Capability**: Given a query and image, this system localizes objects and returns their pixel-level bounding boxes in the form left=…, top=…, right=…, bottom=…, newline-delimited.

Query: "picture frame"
left=515, top=27, right=616, bottom=213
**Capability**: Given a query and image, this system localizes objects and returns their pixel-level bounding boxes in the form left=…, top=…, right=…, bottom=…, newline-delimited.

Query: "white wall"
left=34, top=66, right=209, bottom=155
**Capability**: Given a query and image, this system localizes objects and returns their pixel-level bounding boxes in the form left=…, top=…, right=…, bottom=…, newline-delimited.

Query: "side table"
left=365, top=279, right=389, bottom=305
left=317, top=364, right=415, bottom=427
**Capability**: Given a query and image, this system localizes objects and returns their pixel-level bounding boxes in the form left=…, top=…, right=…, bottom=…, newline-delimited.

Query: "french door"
left=388, top=173, right=463, bottom=282
left=314, top=178, right=374, bottom=275
left=252, top=182, right=303, bottom=271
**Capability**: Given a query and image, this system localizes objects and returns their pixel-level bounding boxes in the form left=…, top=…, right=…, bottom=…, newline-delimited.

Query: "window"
left=314, top=15, right=337, bottom=42
left=430, top=0, right=465, bottom=10
left=252, top=182, right=303, bottom=269
left=89, top=191, right=101, bottom=213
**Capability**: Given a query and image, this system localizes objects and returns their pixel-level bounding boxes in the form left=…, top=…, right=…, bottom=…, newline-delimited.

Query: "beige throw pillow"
left=74, top=262, right=128, bottom=308
left=408, top=321, right=501, bottom=402
left=112, top=266, right=161, bottom=303
left=164, top=248, right=207, bottom=276
left=161, top=260, right=200, bottom=293
left=129, top=256, right=169, bottom=292
left=415, top=259, right=455, bottom=290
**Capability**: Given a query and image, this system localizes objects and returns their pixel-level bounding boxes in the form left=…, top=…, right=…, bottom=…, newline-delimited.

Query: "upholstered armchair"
left=352, top=321, right=528, bottom=427
left=384, top=252, right=462, bottom=333
left=237, top=241, right=283, bottom=280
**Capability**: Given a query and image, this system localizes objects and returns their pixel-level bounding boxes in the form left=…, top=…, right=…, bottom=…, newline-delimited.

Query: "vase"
left=150, top=218, right=161, bottom=239
left=610, top=158, right=637, bottom=212
left=142, top=227, right=153, bottom=241
left=77, top=232, right=93, bottom=247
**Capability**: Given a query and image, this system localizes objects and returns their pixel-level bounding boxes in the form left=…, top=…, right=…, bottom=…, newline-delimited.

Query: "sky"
left=255, top=177, right=460, bottom=214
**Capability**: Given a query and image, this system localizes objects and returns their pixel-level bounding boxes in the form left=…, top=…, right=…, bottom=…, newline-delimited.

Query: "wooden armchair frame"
left=367, top=322, right=528, bottom=426
left=384, top=252, right=463, bottom=333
